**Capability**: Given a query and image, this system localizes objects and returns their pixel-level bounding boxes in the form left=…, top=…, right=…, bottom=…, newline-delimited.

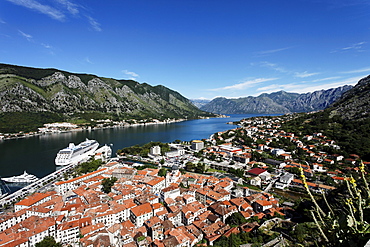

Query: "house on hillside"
left=275, top=173, right=294, bottom=189
left=247, top=168, right=271, bottom=181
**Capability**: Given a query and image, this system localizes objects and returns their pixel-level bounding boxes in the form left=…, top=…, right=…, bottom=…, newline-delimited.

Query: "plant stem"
left=311, top=210, right=329, bottom=242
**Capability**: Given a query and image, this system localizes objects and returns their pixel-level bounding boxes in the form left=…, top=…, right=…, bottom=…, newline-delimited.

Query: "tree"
left=101, top=177, right=118, bottom=193
left=158, top=168, right=167, bottom=177
left=226, top=212, right=247, bottom=226
left=35, top=236, right=62, bottom=247
left=195, top=163, right=206, bottom=173
left=185, top=162, right=195, bottom=172
left=286, top=167, right=300, bottom=176
left=229, top=168, right=244, bottom=178
left=78, top=159, right=102, bottom=174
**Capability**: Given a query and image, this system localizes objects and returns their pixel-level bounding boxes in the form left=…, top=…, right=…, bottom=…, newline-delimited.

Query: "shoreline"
left=0, top=114, right=230, bottom=142
left=0, top=118, right=186, bottom=141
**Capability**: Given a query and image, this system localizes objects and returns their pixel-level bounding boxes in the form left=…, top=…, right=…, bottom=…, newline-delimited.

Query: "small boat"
left=1, top=171, right=39, bottom=183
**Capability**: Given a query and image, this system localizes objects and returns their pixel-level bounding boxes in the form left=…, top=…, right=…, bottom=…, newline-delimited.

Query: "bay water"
left=0, top=114, right=267, bottom=180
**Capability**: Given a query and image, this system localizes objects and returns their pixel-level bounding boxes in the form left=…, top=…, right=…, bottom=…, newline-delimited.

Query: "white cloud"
left=331, top=41, right=367, bottom=53
left=87, top=16, right=102, bottom=32
left=257, top=84, right=282, bottom=92
left=312, top=76, right=341, bottom=82
left=255, top=46, right=293, bottom=56
left=41, top=43, right=52, bottom=49
left=85, top=57, right=93, bottom=64
left=256, top=83, right=299, bottom=94
left=341, top=41, right=366, bottom=51
left=255, top=76, right=360, bottom=95
left=291, top=77, right=360, bottom=93
left=278, top=77, right=359, bottom=94
left=259, top=61, right=289, bottom=73
left=8, top=0, right=102, bottom=32
left=18, top=30, right=32, bottom=41
left=294, top=71, right=320, bottom=78
left=256, top=62, right=321, bottom=79
left=122, top=70, right=139, bottom=79
left=0, top=18, right=6, bottom=24
left=210, top=78, right=278, bottom=91
left=56, top=0, right=79, bottom=15
left=7, top=0, right=65, bottom=21
left=341, top=67, right=370, bottom=74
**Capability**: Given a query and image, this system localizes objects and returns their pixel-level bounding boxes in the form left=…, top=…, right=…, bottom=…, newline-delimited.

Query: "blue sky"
left=1, top=0, right=370, bottom=100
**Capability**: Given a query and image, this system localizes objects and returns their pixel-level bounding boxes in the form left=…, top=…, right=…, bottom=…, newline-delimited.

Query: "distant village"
left=0, top=114, right=366, bottom=246
left=0, top=118, right=186, bottom=141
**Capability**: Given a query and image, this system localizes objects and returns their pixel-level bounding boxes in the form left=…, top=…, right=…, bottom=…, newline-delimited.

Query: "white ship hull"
left=55, top=139, right=99, bottom=166
left=1, top=171, right=39, bottom=183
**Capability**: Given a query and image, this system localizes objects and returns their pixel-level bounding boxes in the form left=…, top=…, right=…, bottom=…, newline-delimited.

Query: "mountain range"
left=199, top=86, right=353, bottom=114
left=0, top=63, right=212, bottom=120
left=1, top=62, right=368, bottom=136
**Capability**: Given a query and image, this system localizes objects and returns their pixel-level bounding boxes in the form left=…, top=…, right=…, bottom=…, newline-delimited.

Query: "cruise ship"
left=1, top=171, right=39, bottom=183
left=55, top=139, right=99, bottom=166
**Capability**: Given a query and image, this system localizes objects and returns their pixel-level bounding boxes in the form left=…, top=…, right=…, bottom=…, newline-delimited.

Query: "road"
left=0, top=161, right=79, bottom=208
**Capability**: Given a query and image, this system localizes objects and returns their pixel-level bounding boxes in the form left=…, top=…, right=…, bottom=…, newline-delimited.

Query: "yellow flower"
left=360, top=161, right=365, bottom=173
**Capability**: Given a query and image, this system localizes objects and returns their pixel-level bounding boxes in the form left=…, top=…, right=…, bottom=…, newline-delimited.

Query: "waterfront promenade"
left=0, top=162, right=78, bottom=208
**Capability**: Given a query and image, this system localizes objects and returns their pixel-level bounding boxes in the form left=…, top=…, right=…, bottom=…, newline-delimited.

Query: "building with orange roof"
left=199, top=221, right=229, bottom=245
left=191, top=140, right=204, bottom=151
left=181, top=201, right=207, bottom=225
left=312, top=163, right=327, bottom=172
left=55, top=219, right=80, bottom=245
left=80, top=222, right=105, bottom=237
left=208, top=201, right=238, bottom=223
left=165, top=228, right=191, bottom=247
left=185, top=224, right=204, bottom=245
left=215, top=180, right=233, bottom=192
left=318, top=184, right=336, bottom=192
left=0, top=216, right=57, bottom=247
left=160, top=185, right=180, bottom=202
left=130, top=202, right=153, bottom=227
left=253, top=199, right=274, bottom=213
left=0, top=211, right=29, bottom=233
left=14, top=191, right=56, bottom=212
left=144, top=216, right=164, bottom=241
left=143, top=176, right=166, bottom=194
left=280, top=153, right=292, bottom=160
left=55, top=168, right=107, bottom=194
left=195, top=188, right=229, bottom=205
left=229, top=197, right=251, bottom=211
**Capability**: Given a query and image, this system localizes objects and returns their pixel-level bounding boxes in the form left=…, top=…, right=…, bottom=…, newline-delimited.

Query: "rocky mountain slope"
left=201, top=86, right=352, bottom=114
left=281, top=75, right=370, bottom=159
left=328, top=75, right=370, bottom=120
left=0, top=63, right=211, bottom=120
left=190, top=99, right=211, bottom=108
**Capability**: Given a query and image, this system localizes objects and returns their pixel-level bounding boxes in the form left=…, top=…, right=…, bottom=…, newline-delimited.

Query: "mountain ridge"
left=0, top=63, right=213, bottom=132
left=327, top=75, right=370, bottom=120
left=200, top=86, right=353, bottom=114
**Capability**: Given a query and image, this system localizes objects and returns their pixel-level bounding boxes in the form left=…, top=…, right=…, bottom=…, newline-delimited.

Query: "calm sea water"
left=0, top=114, right=270, bottom=179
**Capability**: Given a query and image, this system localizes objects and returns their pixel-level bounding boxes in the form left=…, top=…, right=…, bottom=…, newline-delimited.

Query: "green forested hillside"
left=0, top=63, right=213, bottom=133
